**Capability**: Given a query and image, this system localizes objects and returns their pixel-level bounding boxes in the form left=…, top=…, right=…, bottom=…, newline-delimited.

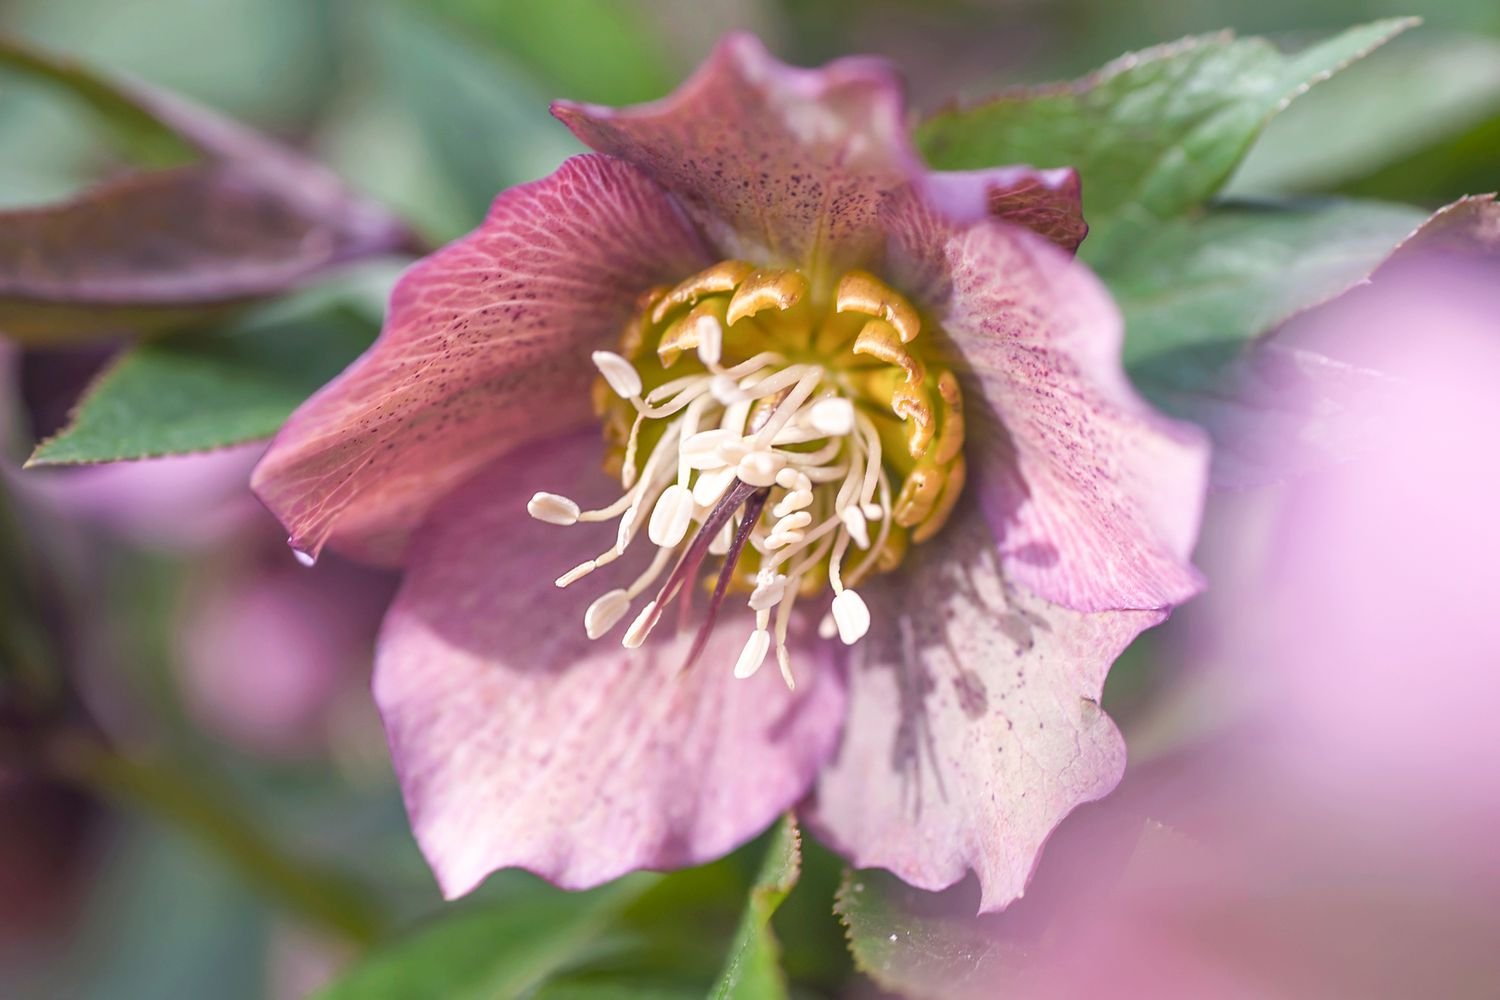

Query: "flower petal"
left=376, top=433, right=847, bottom=898
left=554, top=33, right=918, bottom=283
left=808, top=506, right=1153, bottom=912
left=921, top=166, right=1088, bottom=253
left=885, top=194, right=1208, bottom=611
left=251, top=155, right=711, bottom=565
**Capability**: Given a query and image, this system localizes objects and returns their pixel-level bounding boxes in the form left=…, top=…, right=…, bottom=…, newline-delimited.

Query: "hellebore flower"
left=252, top=35, right=1208, bottom=910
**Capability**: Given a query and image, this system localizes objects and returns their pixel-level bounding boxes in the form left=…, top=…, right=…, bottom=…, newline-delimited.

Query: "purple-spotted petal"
left=251, top=155, right=710, bottom=565
left=886, top=194, right=1208, bottom=612
left=376, top=434, right=846, bottom=898
left=921, top=166, right=1088, bottom=252
left=809, top=506, right=1152, bottom=912
left=554, top=33, right=918, bottom=282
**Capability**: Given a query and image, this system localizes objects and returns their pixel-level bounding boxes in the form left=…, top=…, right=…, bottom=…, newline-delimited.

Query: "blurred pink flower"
left=252, top=34, right=1207, bottom=906
left=866, top=248, right=1500, bottom=997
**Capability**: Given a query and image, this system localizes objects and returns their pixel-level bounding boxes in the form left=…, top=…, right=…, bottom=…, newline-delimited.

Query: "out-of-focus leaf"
left=1123, top=196, right=1491, bottom=489
left=917, top=19, right=1416, bottom=266
left=834, top=870, right=1021, bottom=1000
left=0, top=167, right=401, bottom=345
left=0, top=33, right=414, bottom=344
left=0, top=33, right=197, bottom=167
left=416, top=0, right=675, bottom=103
left=1110, top=197, right=1425, bottom=371
left=369, top=2, right=578, bottom=232
left=1228, top=33, right=1500, bottom=198
left=1343, top=115, right=1500, bottom=207
left=27, top=301, right=376, bottom=464
left=709, top=816, right=800, bottom=1000
left=315, top=876, right=657, bottom=1000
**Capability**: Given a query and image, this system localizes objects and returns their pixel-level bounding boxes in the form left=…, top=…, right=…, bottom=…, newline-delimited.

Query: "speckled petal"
left=808, top=506, right=1151, bottom=912
left=376, top=433, right=847, bottom=898
left=251, top=155, right=711, bottom=565
left=554, top=33, right=919, bottom=284
left=921, top=166, right=1087, bottom=252
left=885, top=192, right=1208, bottom=612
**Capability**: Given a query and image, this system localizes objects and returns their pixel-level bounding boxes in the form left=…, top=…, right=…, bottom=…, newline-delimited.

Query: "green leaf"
left=369, top=2, right=578, bottom=232
left=415, top=0, right=675, bottom=104
left=1109, top=197, right=1426, bottom=375
left=27, top=301, right=377, bottom=464
left=709, top=816, right=802, bottom=1000
left=0, top=32, right=198, bottom=168
left=316, top=875, right=659, bottom=1000
left=1228, top=32, right=1500, bottom=199
left=834, top=870, right=1019, bottom=1000
left=917, top=19, right=1417, bottom=266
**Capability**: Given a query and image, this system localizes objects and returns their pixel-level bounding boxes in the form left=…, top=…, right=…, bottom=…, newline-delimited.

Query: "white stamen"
left=807, top=397, right=856, bottom=436
left=772, top=490, right=813, bottom=518
left=775, top=466, right=802, bottom=489
left=528, top=492, right=580, bottom=525
left=831, top=590, right=871, bottom=644
left=648, top=484, right=695, bottom=548
left=592, top=350, right=642, bottom=399
left=681, top=429, right=740, bottom=469
left=765, top=529, right=805, bottom=550
left=840, top=506, right=870, bottom=549
left=692, top=466, right=737, bottom=508
left=584, top=590, right=630, bottom=639
left=695, top=314, right=723, bottom=366
left=622, top=601, right=660, bottom=648
left=556, top=561, right=597, bottom=588
left=748, top=574, right=789, bottom=611
left=736, top=449, right=785, bottom=487
left=862, top=502, right=884, bottom=521
left=773, top=511, right=813, bottom=534
left=818, top=613, right=838, bottom=639
left=710, top=374, right=742, bottom=404
left=733, top=629, right=771, bottom=679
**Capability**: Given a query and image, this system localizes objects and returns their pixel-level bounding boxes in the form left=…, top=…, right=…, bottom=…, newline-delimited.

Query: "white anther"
left=792, top=471, right=813, bottom=492
left=831, top=590, right=871, bottom=645
left=681, top=429, right=739, bottom=469
left=694, top=315, right=723, bottom=366
left=591, top=350, right=642, bottom=399
left=862, top=502, right=884, bottom=521
left=772, top=490, right=814, bottom=518
left=765, top=529, right=805, bottom=550
left=807, top=397, right=856, bottom=437
left=775, top=466, right=802, bottom=489
left=840, top=506, right=870, bottom=549
left=736, top=449, right=785, bottom=488
left=648, top=484, right=695, bottom=548
left=818, top=613, right=838, bottom=639
left=710, top=374, right=743, bottom=404
left=556, top=561, right=597, bottom=587
left=773, top=511, right=813, bottom=534
left=733, top=629, right=771, bottom=679
left=692, top=467, right=737, bottom=507
left=616, top=505, right=639, bottom=550
left=622, top=601, right=660, bottom=649
left=528, top=492, right=580, bottom=525
left=748, top=574, right=789, bottom=611
left=584, top=590, right=630, bottom=639
left=709, top=521, right=732, bottom=555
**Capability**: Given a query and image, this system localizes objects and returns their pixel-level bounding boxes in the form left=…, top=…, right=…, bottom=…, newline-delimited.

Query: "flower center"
left=527, top=260, right=966, bottom=687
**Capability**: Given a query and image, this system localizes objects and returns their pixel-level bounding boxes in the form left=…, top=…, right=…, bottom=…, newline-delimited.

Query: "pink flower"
left=251, top=35, right=1208, bottom=909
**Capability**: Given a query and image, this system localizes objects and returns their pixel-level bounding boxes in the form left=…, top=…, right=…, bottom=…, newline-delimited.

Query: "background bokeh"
left=1, top=1, right=1496, bottom=997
